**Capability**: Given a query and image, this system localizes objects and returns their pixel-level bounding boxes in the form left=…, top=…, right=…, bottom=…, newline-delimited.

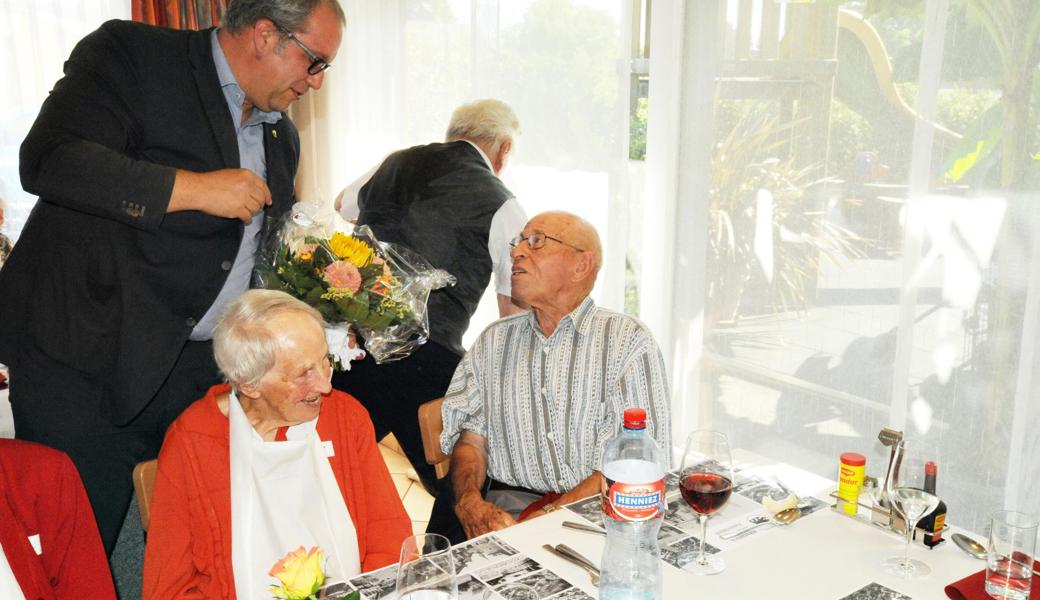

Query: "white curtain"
left=292, top=2, right=405, bottom=209
left=0, top=0, right=130, bottom=241
left=295, top=0, right=631, bottom=347
left=649, top=0, right=1040, bottom=534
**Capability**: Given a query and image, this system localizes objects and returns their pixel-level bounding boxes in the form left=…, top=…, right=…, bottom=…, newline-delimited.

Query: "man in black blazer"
left=0, top=0, right=344, bottom=553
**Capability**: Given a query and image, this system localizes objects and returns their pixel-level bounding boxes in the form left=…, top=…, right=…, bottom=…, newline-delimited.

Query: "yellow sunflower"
left=328, top=232, right=375, bottom=267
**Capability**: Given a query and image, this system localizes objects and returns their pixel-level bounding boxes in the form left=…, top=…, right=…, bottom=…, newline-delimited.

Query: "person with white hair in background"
left=332, top=99, right=528, bottom=494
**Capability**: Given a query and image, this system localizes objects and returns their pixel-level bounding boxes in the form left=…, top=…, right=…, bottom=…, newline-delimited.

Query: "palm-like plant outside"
left=707, top=108, right=865, bottom=331
left=866, top=0, right=1040, bottom=189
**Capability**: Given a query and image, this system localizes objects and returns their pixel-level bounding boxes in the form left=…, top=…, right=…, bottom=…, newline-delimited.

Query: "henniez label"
left=602, top=479, right=666, bottom=522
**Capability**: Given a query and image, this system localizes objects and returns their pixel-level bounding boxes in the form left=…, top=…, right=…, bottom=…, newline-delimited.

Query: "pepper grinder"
left=874, top=428, right=906, bottom=533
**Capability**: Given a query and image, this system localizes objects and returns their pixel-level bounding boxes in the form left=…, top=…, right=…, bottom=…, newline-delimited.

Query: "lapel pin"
left=272, top=129, right=278, bottom=139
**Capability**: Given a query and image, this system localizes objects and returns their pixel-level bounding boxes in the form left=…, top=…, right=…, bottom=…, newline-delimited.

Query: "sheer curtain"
left=298, top=0, right=632, bottom=346
left=643, top=0, right=1040, bottom=533
left=0, top=0, right=130, bottom=241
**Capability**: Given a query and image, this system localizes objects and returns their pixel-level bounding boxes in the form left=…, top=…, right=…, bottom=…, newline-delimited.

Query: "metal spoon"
left=773, top=506, right=802, bottom=525
left=952, top=533, right=1040, bottom=577
left=952, top=533, right=987, bottom=560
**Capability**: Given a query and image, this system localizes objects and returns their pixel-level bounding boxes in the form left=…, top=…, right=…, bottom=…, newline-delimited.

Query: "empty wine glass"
left=679, top=430, right=735, bottom=575
left=396, top=533, right=458, bottom=599
left=881, top=440, right=941, bottom=579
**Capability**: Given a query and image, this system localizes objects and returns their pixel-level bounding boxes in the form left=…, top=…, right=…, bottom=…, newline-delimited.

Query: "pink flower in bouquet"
left=294, top=242, right=318, bottom=262
left=324, top=260, right=363, bottom=294
left=289, top=235, right=318, bottom=255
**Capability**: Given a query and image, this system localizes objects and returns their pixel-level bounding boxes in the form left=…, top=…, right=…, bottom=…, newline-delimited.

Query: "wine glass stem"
left=903, top=518, right=914, bottom=573
left=698, top=514, right=709, bottom=565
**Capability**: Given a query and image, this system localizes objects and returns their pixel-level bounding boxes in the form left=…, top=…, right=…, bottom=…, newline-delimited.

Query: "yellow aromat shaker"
left=838, top=452, right=866, bottom=515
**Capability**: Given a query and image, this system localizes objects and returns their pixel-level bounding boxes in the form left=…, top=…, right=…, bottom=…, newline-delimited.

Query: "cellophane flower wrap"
left=257, top=202, right=455, bottom=364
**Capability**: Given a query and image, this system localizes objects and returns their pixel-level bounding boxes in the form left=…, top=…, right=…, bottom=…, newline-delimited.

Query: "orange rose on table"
left=269, top=546, right=325, bottom=600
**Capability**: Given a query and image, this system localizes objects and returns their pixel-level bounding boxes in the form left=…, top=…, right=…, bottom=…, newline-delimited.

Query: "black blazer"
left=358, top=142, right=513, bottom=356
left=0, top=21, right=299, bottom=424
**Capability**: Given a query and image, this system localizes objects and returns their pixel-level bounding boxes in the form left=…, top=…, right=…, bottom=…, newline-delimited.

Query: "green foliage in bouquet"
left=264, top=231, right=416, bottom=331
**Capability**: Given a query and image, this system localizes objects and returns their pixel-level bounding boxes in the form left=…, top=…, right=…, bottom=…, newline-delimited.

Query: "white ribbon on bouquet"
left=324, top=323, right=366, bottom=370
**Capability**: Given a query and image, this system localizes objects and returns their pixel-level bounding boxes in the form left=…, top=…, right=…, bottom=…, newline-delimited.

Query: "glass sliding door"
left=644, top=0, right=1040, bottom=533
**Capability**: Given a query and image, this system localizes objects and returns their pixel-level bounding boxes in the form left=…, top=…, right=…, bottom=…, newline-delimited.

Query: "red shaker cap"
left=840, top=452, right=866, bottom=466
left=925, top=461, right=937, bottom=476
left=623, top=407, right=647, bottom=429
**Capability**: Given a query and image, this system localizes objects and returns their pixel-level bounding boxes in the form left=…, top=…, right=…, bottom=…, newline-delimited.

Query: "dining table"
left=489, top=451, right=984, bottom=600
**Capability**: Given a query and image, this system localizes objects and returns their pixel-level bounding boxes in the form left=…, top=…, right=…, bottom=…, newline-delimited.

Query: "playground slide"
left=836, top=9, right=961, bottom=142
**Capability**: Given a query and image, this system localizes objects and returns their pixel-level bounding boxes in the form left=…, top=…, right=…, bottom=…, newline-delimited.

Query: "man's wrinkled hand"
left=455, top=495, right=516, bottom=539
left=171, top=168, right=272, bottom=223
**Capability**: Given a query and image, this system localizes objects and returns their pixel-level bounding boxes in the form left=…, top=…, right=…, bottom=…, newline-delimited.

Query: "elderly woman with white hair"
left=143, top=290, right=410, bottom=599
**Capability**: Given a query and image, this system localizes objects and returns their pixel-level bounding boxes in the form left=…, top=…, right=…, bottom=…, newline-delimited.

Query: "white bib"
left=0, top=544, right=26, bottom=600
left=228, top=390, right=361, bottom=598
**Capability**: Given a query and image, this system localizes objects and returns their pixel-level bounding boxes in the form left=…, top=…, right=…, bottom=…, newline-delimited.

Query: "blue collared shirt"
left=191, top=30, right=283, bottom=341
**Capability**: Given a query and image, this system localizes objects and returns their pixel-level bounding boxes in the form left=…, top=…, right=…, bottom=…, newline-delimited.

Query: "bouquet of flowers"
left=257, top=202, right=455, bottom=365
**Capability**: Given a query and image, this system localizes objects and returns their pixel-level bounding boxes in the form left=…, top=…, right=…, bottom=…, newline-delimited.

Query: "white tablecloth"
left=495, top=464, right=981, bottom=599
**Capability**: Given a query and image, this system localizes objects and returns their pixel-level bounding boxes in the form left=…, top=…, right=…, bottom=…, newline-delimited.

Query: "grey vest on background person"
left=357, top=140, right=513, bottom=357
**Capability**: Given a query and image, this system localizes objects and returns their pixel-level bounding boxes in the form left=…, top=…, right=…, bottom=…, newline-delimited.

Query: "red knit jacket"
left=0, top=439, right=115, bottom=600
left=143, top=384, right=411, bottom=600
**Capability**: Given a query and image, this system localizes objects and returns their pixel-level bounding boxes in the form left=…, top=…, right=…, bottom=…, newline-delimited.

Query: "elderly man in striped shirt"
left=430, top=210, right=671, bottom=542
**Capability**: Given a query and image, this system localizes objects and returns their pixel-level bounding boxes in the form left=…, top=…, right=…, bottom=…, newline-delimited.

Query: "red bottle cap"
left=840, top=452, right=866, bottom=466
left=925, top=461, right=937, bottom=476
left=623, top=407, right=647, bottom=429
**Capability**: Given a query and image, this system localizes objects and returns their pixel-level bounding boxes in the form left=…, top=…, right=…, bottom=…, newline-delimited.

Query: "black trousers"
left=331, top=339, right=460, bottom=495
left=10, top=341, right=220, bottom=555
left=427, top=477, right=467, bottom=544
left=427, top=478, right=540, bottom=545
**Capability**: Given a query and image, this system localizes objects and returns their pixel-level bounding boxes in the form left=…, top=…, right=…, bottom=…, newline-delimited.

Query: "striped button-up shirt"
left=440, top=296, right=671, bottom=493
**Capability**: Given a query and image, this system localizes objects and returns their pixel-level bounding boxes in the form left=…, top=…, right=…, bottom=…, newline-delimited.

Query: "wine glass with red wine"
left=679, top=430, right=734, bottom=575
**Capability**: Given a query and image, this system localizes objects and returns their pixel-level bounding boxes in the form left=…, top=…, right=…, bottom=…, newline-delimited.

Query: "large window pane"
left=679, top=0, right=1040, bottom=534
left=0, top=0, right=130, bottom=242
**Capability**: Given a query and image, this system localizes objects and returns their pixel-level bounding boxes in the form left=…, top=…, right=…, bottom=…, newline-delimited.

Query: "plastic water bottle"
left=600, top=407, right=666, bottom=600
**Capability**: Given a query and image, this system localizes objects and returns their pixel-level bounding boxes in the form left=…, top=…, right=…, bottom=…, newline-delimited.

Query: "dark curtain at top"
left=133, top=0, right=227, bottom=29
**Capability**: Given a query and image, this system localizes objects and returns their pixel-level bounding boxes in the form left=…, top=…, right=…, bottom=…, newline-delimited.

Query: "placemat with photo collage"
left=340, top=534, right=595, bottom=600
left=563, top=468, right=828, bottom=571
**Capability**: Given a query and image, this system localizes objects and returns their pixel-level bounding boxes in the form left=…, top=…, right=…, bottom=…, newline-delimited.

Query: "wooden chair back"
left=418, top=397, right=450, bottom=479
left=133, top=459, right=158, bottom=531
